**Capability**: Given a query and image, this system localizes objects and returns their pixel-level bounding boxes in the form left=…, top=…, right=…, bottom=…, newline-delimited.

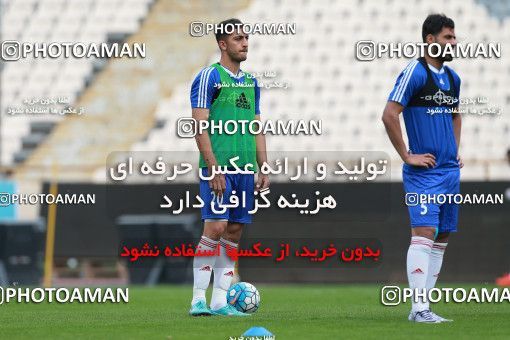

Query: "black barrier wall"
left=40, top=182, right=510, bottom=283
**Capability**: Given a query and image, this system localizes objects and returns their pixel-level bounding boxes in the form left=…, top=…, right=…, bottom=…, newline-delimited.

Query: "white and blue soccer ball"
left=227, top=282, right=260, bottom=313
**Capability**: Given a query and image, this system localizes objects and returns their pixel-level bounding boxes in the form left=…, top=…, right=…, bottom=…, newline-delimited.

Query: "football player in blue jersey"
left=382, top=14, right=463, bottom=323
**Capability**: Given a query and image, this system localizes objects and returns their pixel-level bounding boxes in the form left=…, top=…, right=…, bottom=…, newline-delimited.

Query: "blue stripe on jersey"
left=192, top=66, right=215, bottom=108
left=389, top=60, right=419, bottom=104
left=393, top=60, right=419, bottom=103
left=200, top=67, right=214, bottom=107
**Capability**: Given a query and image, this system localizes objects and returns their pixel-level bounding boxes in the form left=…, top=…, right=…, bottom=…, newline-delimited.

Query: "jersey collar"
left=427, top=64, right=445, bottom=74
left=219, top=63, right=245, bottom=79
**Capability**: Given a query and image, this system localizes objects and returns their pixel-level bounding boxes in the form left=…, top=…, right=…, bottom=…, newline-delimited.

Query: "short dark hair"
left=215, top=18, right=243, bottom=42
left=422, top=14, right=455, bottom=42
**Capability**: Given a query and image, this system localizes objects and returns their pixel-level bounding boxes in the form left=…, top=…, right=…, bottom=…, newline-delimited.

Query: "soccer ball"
left=227, top=282, right=260, bottom=313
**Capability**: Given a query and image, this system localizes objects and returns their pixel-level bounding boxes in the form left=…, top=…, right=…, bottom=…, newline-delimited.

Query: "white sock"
left=210, top=237, right=237, bottom=310
left=191, top=236, right=219, bottom=306
left=426, top=242, right=447, bottom=290
left=407, top=236, right=433, bottom=312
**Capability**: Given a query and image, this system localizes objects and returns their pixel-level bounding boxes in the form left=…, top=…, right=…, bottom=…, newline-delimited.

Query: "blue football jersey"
left=388, top=59, right=461, bottom=173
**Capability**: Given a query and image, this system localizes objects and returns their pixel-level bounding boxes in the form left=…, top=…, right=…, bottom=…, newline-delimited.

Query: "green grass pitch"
left=0, top=284, right=508, bottom=339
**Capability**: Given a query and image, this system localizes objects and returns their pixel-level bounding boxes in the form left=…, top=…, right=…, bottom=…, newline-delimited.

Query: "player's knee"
left=436, top=232, right=450, bottom=243
left=412, top=226, right=437, bottom=240
left=225, top=231, right=242, bottom=243
left=225, top=223, right=243, bottom=242
left=203, top=221, right=228, bottom=239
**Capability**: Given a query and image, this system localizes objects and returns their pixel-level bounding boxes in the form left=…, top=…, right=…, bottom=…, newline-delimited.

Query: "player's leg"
left=210, top=172, right=253, bottom=316
left=190, top=170, right=232, bottom=316
left=426, top=231, right=449, bottom=291
left=407, top=226, right=439, bottom=322
left=403, top=171, right=442, bottom=322
left=190, top=220, right=228, bottom=316
left=426, top=169, right=459, bottom=320
left=425, top=231, right=452, bottom=322
left=210, top=222, right=243, bottom=311
left=428, top=169, right=460, bottom=292
left=426, top=170, right=459, bottom=322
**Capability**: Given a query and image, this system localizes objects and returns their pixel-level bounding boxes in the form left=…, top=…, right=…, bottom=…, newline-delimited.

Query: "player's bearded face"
left=431, top=27, right=457, bottom=62
left=226, top=32, right=249, bottom=62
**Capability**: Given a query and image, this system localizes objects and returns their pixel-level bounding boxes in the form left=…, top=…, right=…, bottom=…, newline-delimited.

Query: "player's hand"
left=457, top=154, right=464, bottom=168
left=256, top=173, right=269, bottom=192
left=209, top=172, right=226, bottom=196
left=404, top=153, right=436, bottom=168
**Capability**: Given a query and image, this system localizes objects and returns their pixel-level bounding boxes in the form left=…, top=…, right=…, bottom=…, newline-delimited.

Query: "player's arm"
left=382, top=101, right=436, bottom=168
left=190, top=68, right=226, bottom=195
left=192, top=107, right=217, bottom=167
left=452, top=112, right=461, bottom=151
left=254, top=115, right=269, bottom=190
left=452, top=112, right=463, bottom=168
left=383, top=61, right=435, bottom=168
left=253, top=78, right=269, bottom=190
left=192, top=107, right=226, bottom=195
left=453, top=74, right=463, bottom=168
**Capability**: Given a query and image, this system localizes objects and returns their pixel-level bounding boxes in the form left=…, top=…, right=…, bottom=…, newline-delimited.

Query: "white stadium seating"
left=1, top=0, right=508, bottom=181
left=0, top=0, right=153, bottom=165
left=129, top=0, right=510, bottom=181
